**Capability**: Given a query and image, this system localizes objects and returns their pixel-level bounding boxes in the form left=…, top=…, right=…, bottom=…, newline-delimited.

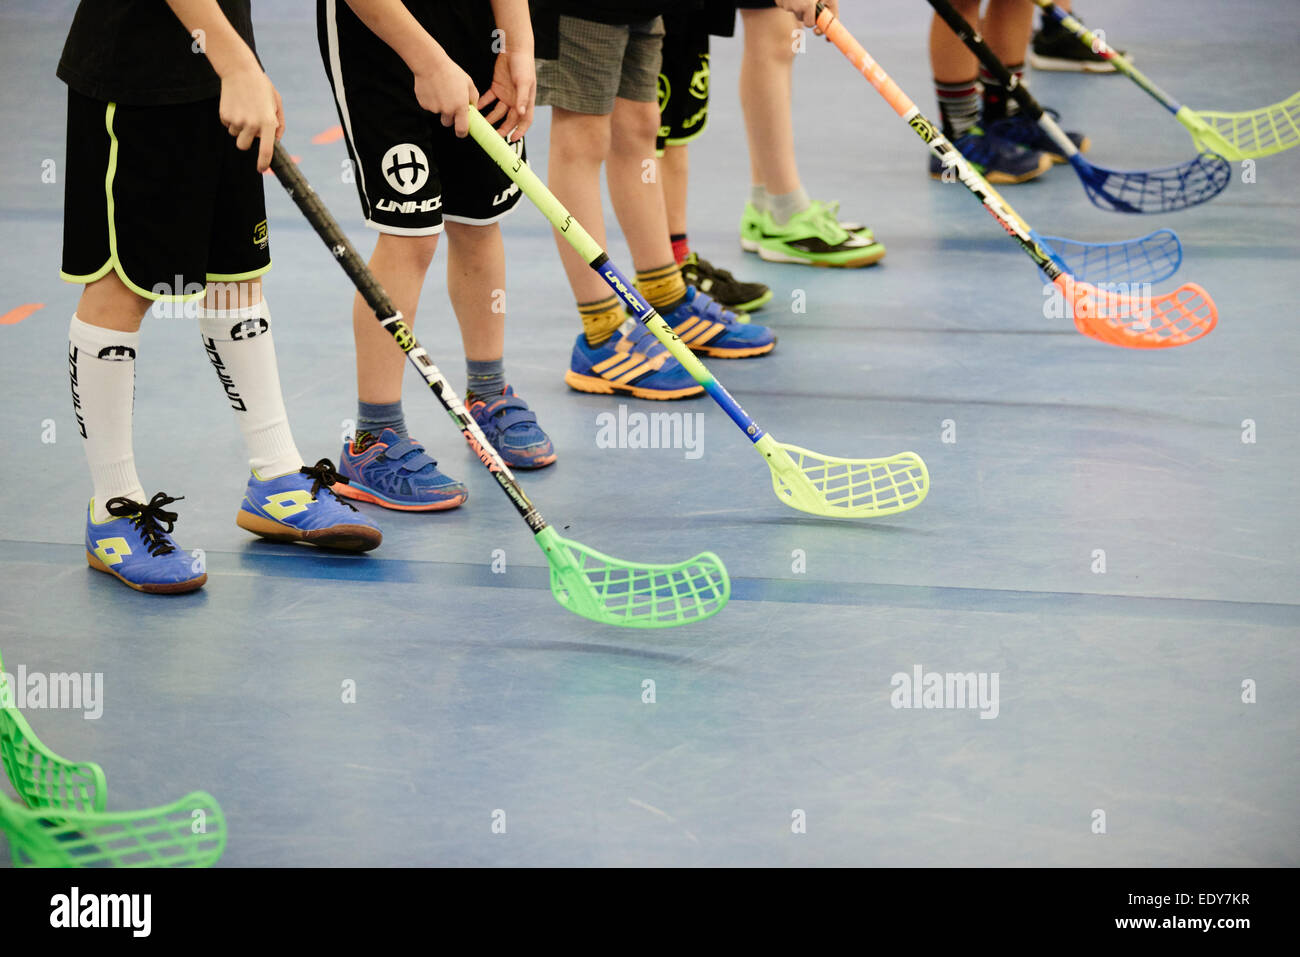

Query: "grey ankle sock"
left=749, top=185, right=768, bottom=213
left=466, top=358, right=506, bottom=400
left=767, top=186, right=811, bottom=226
left=356, top=399, right=406, bottom=441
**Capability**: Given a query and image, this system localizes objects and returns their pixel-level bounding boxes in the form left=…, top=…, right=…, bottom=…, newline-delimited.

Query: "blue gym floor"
left=1, top=1, right=1296, bottom=866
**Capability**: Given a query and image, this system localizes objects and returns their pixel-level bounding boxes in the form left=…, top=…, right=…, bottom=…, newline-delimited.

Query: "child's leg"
left=198, top=278, right=302, bottom=479
left=69, top=271, right=151, bottom=521
left=446, top=220, right=556, bottom=468
left=443, top=222, right=505, bottom=365
left=660, top=143, right=691, bottom=260
left=739, top=5, right=801, bottom=198
left=608, top=97, right=680, bottom=278
left=546, top=106, right=614, bottom=309
left=931, top=0, right=983, bottom=87
left=351, top=232, right=440, bottom=437
left=978, top=0, right=1036, bottom=122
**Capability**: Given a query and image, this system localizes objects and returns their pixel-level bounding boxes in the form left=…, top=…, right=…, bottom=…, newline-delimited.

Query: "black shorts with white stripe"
left=316, top=0, right=526, bottom=236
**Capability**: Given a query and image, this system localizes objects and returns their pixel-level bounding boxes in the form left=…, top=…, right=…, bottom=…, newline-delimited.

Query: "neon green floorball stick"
left=0, top=651, right=226, bottom=866
left=468, top=109, right=929, bottom=520
left=1034, top=0, right=1300, bottom=161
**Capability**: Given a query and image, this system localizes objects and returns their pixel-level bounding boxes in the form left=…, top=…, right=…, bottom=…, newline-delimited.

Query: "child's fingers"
left=484, top=98, right=509, bottom=127
left=476, top=88, right=497, bottom=110
left=256, top=123, right=275, bottom=171
left=454, top=101, right=469, bottom=138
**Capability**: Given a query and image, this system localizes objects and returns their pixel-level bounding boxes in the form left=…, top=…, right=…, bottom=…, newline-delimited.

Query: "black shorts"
left=317, top=0, right=525, bottom=236
left=60, top=89, right=270, bottom=301
left=657, top=13, right=711, bottom=153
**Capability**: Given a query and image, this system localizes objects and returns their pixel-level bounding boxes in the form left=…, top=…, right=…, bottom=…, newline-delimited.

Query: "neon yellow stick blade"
left=1183, top=92, right=1300, bottom=160
left=758, top=436, right=930, bottom=518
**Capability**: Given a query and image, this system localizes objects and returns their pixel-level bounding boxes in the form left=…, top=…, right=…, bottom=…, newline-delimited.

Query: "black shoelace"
left=104, top=492, right=183, bottom=557
left=299, top=459, right=357, bottom=511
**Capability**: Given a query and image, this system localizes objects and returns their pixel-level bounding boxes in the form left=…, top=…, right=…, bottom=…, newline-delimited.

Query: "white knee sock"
left=197, top=301, right=303, bottom=479
left=69, top=316, right=147, bottom=522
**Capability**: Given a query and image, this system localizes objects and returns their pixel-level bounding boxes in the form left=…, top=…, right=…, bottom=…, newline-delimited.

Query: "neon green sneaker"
left=738, top=203, right=885, bottom=268
left=739, top=200, right=877, bottom=253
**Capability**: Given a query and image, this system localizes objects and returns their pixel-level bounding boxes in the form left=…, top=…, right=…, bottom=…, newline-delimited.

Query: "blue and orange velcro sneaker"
left=467, top=385, right=556, bottom=469
left=663, top=286, right=776, bottom=358
left=335, top=429, right=468, bottom=512
left=236, top=459, right=383, bottom=549
left=565, top=321, right=704, bottom=400
left=85, top=492, right=206, bottom=594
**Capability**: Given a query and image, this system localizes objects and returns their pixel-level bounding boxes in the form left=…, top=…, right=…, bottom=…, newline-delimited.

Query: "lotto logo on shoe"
left=92, top=537, right=131, bottom=567
left=381, top=143, right=429, bottom=195
left=262, top=490, right=313, bottom=520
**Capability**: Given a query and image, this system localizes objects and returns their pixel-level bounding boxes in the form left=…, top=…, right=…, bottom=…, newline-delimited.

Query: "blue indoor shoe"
left=237, top=459, right=383, bottom=550
left=85, top=493, right=206, bottom=593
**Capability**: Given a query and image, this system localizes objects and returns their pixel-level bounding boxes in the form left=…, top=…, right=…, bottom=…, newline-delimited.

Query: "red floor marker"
left=311, top=125, right=344, bottom=144
left=0, top=303, right=44, bottom=325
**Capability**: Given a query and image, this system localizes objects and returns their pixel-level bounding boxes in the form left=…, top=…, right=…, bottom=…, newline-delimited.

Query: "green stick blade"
left=535, top=528, right=729, bottom=629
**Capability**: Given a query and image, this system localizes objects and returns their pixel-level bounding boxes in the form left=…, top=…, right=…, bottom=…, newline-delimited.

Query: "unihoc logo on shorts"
left=382, top=143, right=430, bottom=195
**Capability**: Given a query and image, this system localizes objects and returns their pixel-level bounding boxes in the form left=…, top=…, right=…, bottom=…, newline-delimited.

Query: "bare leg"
left=660, top=143, right=690, bottom=239
left=546, top=106, right=613, bottom=305
left=607, top=97, right=676, bottom=271
left=443, top=220, right=506, bottom=363
left=76, top=270, right=151, bottom=333
left=739, top=6, right=802, bottom=194
left=930, top=0, right=983, bottom=83
left=980, top=0, right=1036, bottom=65
left=352, top=232, right=439, bottom=404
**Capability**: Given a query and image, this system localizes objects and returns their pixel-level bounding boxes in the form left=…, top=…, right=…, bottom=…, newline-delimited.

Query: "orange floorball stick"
left=813, top=2, right=1217, bottom=349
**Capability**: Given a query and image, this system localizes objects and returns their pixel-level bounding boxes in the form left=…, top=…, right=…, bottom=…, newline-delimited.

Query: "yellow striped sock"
left=578, top=295, right=625, bottom=347
left=634, top=263, right=688, bottom=313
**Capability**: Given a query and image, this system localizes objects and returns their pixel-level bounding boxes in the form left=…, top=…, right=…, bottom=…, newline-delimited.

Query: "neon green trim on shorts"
left=76, top=103, right=202, bottom=302
left=206, top=262, right=272, bottom=283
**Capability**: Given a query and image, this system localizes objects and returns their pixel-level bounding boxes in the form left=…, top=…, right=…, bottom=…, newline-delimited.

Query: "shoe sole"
left=564, top=370, right=704, bottom=400
left=740, top=236, right=761, bottom=253
left=1046, top=135, right=1092, bottom=164
left=330, top=481, right=466, bottom=513
left=86, top=552, right=206, bottom=594
left=1028, top=52, right=1117, bottom=73
left=236, top=510, right=384, bottom=549
left=505, top=451, right=557, bottom=469
left=756, top=244, right=886, bottom=268
left=731, top=289, right=774, bottom=312
left=691, top=339, right=777, bottom=358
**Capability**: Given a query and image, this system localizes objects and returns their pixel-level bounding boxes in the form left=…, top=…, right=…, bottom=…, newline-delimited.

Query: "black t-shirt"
left=58, top=0, right=256, bottom=106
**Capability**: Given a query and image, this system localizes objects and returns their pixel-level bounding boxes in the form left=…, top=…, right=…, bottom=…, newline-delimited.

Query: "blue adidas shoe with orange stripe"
left=335, top=430, right=468, bottom=512
left=85, top=493, right=206, bottom=594
left=237, top=460, right=383, bottom=549
left=468, top=386, right=556, bottom=469
left=665, top=287, right=776, bottom=358
left=565, top=321, right=703, bottom=400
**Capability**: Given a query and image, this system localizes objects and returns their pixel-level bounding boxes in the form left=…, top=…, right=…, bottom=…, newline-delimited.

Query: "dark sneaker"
left=1030, top=17, right=1127, bottom=73
left=929, top=126, right=1053, bottom=184
left=986, top=109, right=1091, bottom=164
left=679, top=252, right=773, bottom=312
